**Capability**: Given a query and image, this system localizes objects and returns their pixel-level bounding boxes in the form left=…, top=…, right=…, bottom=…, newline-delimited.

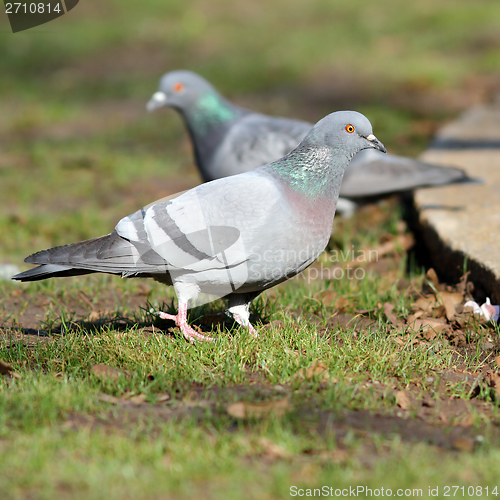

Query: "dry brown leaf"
left=457, top=413, right=475, bottom=427
left=402, top=233, right=415, bottom=249
left=432, top=304, right=446, bottom=319
left=227, top=398, right=290, bottom=419
left=154, top=392, right=171, bottom=403
left=495, top=356, right=500, bottom=370
left=438, top=291, right=463, bottom=321
left=294, top=361, right=328, bottom=382
left=424, top=330, right=437, bottom=341
left=97, top=393, right=148, bottom=406
left=456, top=271, right=470, bottom=295
left=396, top=220, right=407, bottom=234
left=335, top=296, right=349, bottom=312
left=344, top=238, right=400, bottom=270
left=399, top=233, right=415, bottom=251
left=395, top=390, right=411, bottom=410
left=369, top=234, right=415, bottom=260
left=411, top=317, right=448, bottom=327
left=284, top=349, right=300, bottom=360
left=426, top=268, right=440, bottom=289
left=454, top=330, right=467, bottom=346
left=453, top=315, right=468, bottom=328
left=439, top=411, right=451, bottom=425
left=305, top=361, right=328, bottom=380
left=407, top=318, right=449, bottom=335
left=319, top=290, right=337, bottom=307
left=227, top=402, right=250, bottom=418
left=452, top=438, right=475, bottom=452
left=393, top=334, right=422, bottom=348
left=257, top=437, right=289, bottom=460
left=486, top=372, right=500, bottom=398
left=96, top=393, right=121, bottom=404
left=294, top=361, right=329, bottom=381
left=406, top=311, right=424, bottom=323
left=383, top=302, right=402, bottom=325
left=128, top=394, right=147, bottom=405
left=317, top=449, right=350, bottom=464
left=0, top=359, right=21, bottom=379
left=87, top=310, right=116, bottom=322
left=90, top=364, right=131, bottom=382
left=413, top=295, right=437, bottom=312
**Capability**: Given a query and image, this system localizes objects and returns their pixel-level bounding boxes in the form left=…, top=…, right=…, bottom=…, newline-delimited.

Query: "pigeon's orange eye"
left=345, top=124, right=355, bottom=133
left=173, top=82, right=184, bottom=92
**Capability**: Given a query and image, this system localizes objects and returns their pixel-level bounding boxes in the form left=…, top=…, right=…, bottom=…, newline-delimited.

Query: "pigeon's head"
left=147, top=70, right=219, bottom=112
left=306, top=111, right=386, bottom=157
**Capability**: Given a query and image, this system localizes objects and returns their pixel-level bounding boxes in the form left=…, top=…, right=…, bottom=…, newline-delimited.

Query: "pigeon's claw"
left=179, top=323, right=215, bottom=343
left=155, top=306, right=215, bottom=343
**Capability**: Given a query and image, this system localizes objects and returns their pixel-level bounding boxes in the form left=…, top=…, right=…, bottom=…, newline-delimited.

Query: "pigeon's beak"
left=365, top=134, right=387, bottom=154
left=146, top=91, right=168, bottom=112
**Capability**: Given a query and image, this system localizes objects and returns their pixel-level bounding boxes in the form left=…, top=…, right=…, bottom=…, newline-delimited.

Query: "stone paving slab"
left=415, top=102, right=500, bottom=302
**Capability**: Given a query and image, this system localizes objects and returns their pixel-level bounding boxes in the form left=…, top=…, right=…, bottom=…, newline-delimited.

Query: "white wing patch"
left=116, top=216, right=140, bottom=241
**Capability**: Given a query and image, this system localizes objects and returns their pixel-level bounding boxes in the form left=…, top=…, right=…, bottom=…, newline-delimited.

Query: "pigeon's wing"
left=116, top=171, right=295, bottom=274
left=206, top=114, right=311, bottom=179
left=340, top=149, right=472, bottom=198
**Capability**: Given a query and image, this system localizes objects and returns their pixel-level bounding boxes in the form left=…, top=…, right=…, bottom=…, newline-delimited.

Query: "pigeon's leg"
left=156, top=303, right=215, bottom=343
left=227, top=295, right=259, bottom=338
left=155, top=281, right=215, bottom=343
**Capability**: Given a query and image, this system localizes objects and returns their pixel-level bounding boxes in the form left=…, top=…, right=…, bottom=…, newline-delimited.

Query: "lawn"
left=2, top=1, right=500, bottom=498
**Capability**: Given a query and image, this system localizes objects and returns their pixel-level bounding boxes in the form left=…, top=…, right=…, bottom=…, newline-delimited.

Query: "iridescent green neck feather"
left=268, top=146, right=347, bottom=200
left=191, top=92, right=239, bottom=135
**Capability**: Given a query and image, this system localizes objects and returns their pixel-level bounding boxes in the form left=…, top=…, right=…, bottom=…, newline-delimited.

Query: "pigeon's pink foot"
left=155, top=303, right=215, bottom=343
left=248, top=323, right=259, bottom=338
left=231, top=312, right=259, bottom=338
left=155, top=311, right=177, bottom=322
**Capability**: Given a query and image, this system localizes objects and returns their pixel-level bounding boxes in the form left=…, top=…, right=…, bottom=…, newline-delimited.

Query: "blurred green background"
left=1, top=0, right=500, bottom=264
left=2, top=4, right=500, bottom=496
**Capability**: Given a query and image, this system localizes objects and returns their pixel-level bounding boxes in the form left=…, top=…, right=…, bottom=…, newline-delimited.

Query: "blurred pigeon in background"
left=148, top=70, right=477, bottom=216
left=13, top=111, right=386, bottom=342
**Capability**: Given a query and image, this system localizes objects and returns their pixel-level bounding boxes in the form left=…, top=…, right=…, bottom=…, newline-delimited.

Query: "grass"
left=2, top=240, right=500, bottom=498
left=2, top=0, right=500, bottom=497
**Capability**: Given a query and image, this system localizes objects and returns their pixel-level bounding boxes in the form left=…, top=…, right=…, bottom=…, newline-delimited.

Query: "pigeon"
left=12, top=111, right=386, bottom=343
left=147, top=70, right=476, bottom=216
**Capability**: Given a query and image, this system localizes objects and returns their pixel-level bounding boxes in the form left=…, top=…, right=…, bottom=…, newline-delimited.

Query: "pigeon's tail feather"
left=415, top=164, right=471, bottom=186
left=25, top=232, right=125, bottom=266
left=12, top=264, right=95, bottom=282
left=13, top=231, right=165, bottom=282
left=341, top=151, right=483, bottom=198
left=449, top=175, right=485, bottom=186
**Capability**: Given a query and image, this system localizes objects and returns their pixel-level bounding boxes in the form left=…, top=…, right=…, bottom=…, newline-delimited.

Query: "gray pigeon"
left=148, top=70, right=475, bottom=215
left=12, top=111, right=385, bottom=343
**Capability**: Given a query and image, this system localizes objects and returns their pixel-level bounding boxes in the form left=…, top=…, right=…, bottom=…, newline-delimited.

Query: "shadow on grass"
left=1, top=297, right=272, bottom=341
